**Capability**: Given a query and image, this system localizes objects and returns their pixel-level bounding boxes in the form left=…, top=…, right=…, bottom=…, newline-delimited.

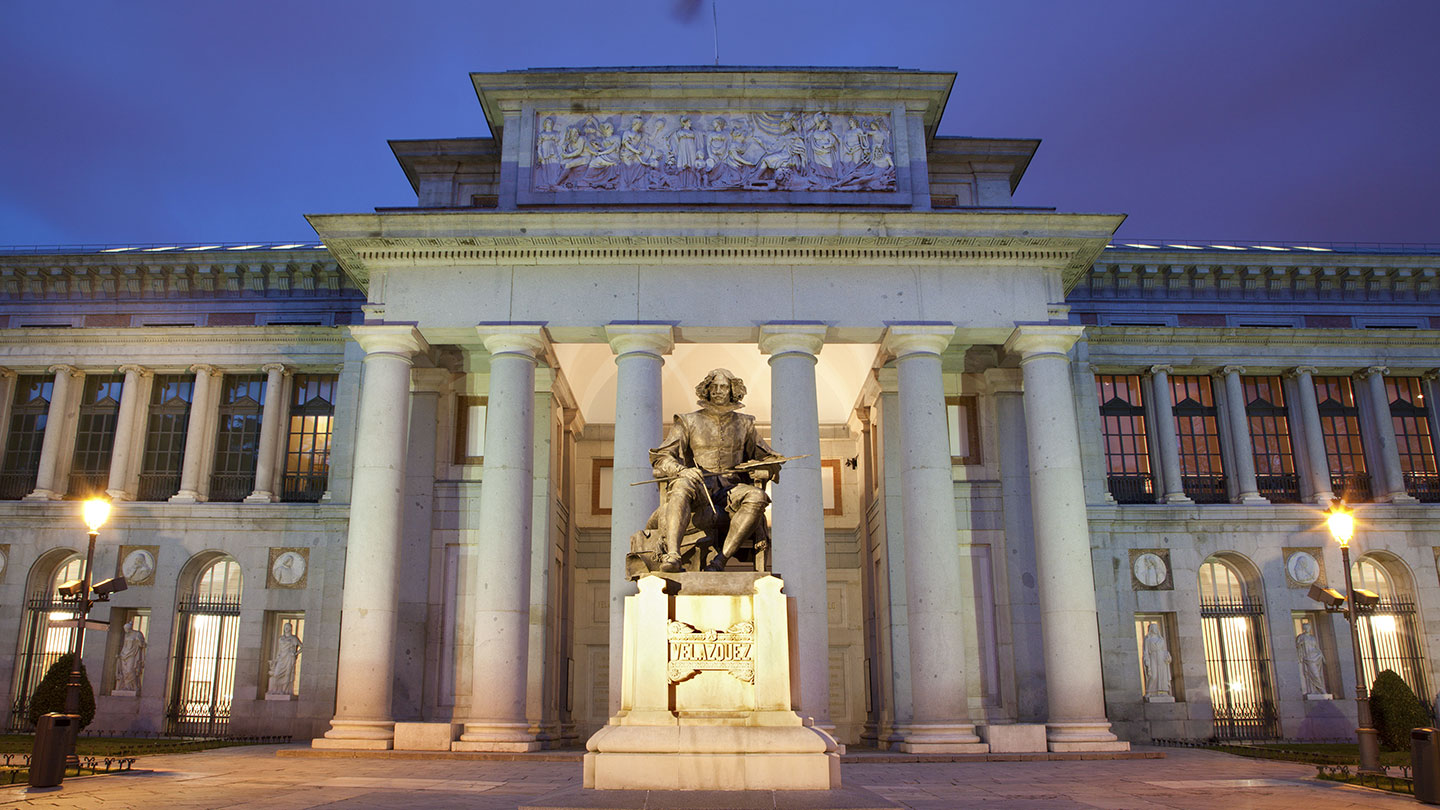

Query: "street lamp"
left=59, top=498, right=118, bottom=769
left=1324, top=499, right=1383, bottom=775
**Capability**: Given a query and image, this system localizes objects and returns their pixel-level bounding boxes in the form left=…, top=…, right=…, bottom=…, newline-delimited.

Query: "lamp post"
left=61, top=498, right=111, bottom=769
left=1325, top=501, right=1382, bottom=774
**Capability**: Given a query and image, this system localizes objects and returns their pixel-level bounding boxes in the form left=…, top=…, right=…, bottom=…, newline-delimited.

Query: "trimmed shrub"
left=26, top=653, right=96, bottom=728
left=1370, top=669, right=1429, bottom=751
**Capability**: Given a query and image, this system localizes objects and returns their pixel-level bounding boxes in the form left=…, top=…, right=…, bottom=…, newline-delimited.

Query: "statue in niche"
left=114, top=620, right=146, bottom=693
left=1296, top=621, right=1327, bottom=695
left=267, top=622, right=302, bottom=696
left=628, top=369, right=785, bottom=576
left=1142, top=622, right=1173, bottom=697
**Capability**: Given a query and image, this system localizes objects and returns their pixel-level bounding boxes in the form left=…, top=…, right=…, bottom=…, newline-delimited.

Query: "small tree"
left=27, top=654, right=96, bottom=729
left=1370, top=669, right=1430, bottom=751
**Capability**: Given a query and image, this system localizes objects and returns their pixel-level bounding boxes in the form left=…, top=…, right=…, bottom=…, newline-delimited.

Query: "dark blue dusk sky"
left=2, top=1, right=1437, bottom=247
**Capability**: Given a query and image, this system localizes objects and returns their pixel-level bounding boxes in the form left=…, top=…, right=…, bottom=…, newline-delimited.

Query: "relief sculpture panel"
left=533, top=111, right=896, bottom=193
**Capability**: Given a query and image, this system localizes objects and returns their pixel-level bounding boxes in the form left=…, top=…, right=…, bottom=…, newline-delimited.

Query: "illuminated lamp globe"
left=82, top=498, right=112, bottom=533
left=1326, top=505, right=1354, bottom=547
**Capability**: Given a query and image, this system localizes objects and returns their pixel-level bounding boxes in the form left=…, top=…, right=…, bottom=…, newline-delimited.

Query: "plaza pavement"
left=0, top=744, right=1414, bottom=809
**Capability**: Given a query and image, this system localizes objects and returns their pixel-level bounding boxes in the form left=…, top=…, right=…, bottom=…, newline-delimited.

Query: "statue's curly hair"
left=695, top=368, right=746, bottom=404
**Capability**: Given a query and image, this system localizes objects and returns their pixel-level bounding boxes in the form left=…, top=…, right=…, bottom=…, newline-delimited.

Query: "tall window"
left=209, top=375, right=265, bottom=502
left=1198, top=557, right=1279, bottom=740
left=1388, top=377, right=1438, bottom=502
left=167, top=557, right=242, bottom=736
left=1171, top=375, right=1227, bottom=503
left=946, top=395, right=980, bottom=465
left=0, top=375, right=53, bottom=500
left=67, top=374, right=124, bottom=498
left=8, top=555, right=83, bottom=730
left=138, top=374, right=193, bottom=501
left=1244, top=376, right=1300, bottom=502
left=1351, top=558, right=1429, bottom=704
left=282, top=374, right=336, bottom=502
left=1314, top=377, right=1370, bottom=502
left=1096, top=375, right=1154, bottom=503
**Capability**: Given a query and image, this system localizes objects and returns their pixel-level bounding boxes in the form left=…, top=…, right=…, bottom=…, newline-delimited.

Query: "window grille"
left=1387, top=378, right=1439, bottom=502
left=1096, top=375, right=1154, bottom=503
left=138, top=374, right=193, bottom=501
left=7, top=556, right=84, bottom=731
left=1198, top=559, right=1280, bottom=740
left=67, top=374, right=123, bottom=498
left=1170, top=375, right=1227, bottom=503
left=0, top=375, right=53, bottom=500
left=209, top=375, right=264, bottom=502
left=166, top=559, right=242, bottom=737
left=1352, top=559, right=1431, bottom=707
left=1243, top=376, right=1300, bottom=502
left=1314, top=376, right=1371, bottom=502
left=281, top=374, right=336, bottom=502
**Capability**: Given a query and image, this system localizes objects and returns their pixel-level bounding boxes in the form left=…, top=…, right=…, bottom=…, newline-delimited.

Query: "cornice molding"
left=0, top=255, right=355, bottom=302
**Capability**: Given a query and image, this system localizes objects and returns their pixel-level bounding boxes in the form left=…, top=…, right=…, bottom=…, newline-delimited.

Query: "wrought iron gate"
left=1359, top=599, right=1431, bottom=710
left=7, top=595, right=79, bottom=731
left=1200, top=598, right=1280, bottom=740
left=165, top=595, right=241, bottom=736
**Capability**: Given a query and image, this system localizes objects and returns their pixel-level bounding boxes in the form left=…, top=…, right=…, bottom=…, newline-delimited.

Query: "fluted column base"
left=454, top=722, right=542, bottom=752
left=892, top=723, right=987, bottom=754
left=311, top=719, right=395, bottom=750
left=1045, top=721, right=1129, bottom=752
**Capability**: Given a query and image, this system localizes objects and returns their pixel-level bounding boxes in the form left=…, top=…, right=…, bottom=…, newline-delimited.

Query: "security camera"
left=57, top=579, right=84, bottom=597
left=92, top=576, right=127, bottom=596
left=1352, top=588, right=1381, bottom=608
left=1307, top=583, right=1346, bottom=608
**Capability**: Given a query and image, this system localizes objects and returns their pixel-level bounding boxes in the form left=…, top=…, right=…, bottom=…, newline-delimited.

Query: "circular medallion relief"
left=121, top=549, right=155, bottom=583
left=1132, top=552, right=1167, bottom=587
left=1286, top=551, right=1321, bottom=585
left=271, top=551, right=306, bottom=586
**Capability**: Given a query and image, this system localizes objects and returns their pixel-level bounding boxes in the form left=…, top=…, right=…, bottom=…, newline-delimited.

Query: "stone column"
left=882, top=324, right=984, bottom=753
left=1360, top=366, right=1413, bottom=502
left=170, top=364, right=220, bottom=503
left=1005, top=326, right=1127, bottom=751
left=105, top=364, right=152, bottom=500
left=457, top=324, right=546, bottom=752
left=1221, top=366, right=1266, bottom=504
left=760, top=322, right=831, bottom=727
left=603, top=324, right=673, bottom=716
left=1290, top=366, right=1334, bottom=504
left=314, top=325, right=426, bottom=750
left=1148, top=365, right=1190, bottom=503
left=25, top=364, right=83, bottom=500
left=245, top=363, right=289, bottom=503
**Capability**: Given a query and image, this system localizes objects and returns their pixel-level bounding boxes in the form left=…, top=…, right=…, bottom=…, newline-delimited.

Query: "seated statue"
left=628, top=368, right=783, bottom=576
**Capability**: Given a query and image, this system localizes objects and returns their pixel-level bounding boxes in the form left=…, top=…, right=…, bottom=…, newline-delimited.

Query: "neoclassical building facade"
left=0, top=67, right=1435, bottom=750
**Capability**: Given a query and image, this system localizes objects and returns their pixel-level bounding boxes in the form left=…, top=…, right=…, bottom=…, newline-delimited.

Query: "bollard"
left=27, top=714, right=74, bottom=789
left=1414, top=727, right=1440, bottom=804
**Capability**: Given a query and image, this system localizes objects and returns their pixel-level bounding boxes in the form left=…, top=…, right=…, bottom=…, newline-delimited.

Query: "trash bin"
left=1414, top=727, right=1440, bottom=805
left=28, top=713, right=74, bottom=789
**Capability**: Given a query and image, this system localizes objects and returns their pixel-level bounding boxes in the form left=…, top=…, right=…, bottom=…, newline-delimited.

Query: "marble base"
left=978, top=723, right=1047, bottom=753
left=1047, top=721, right=1130, bottom=752
left=264, top=692, right=293, bottom=701
left=111, top=689, right=137, bottom=698
left=394, top=722, right=461, bottom=751
left=311, top=719, right=395, bottom=750
left=311, top=737, right=391, bottom=750
left=453, top=740, right=543, bottom=752
left=1305, top=693, right=1334, bottom=701
left=523, top=785, right=898, bottom=810
left=1144, top=695, right=1175, bottom=704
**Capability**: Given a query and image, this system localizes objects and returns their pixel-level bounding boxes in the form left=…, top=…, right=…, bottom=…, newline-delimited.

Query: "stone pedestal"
left=584, top=573, right=840, bottom=791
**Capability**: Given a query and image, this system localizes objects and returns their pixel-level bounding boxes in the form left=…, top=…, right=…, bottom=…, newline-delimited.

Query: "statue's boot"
left=660, top=481, right=696, bottom=570
left=703, top=502, right=765, bottom=572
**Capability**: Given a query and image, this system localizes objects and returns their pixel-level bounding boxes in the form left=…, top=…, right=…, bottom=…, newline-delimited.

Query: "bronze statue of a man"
left=648, top=368, right=782, bottom=572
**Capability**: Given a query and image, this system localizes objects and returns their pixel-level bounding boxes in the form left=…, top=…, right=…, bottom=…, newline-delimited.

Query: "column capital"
left=1003, top=325, right=1083, bottom=359
left=188, top=363, right=221, bottom=377
left=759, top=322, right=827, bottom=358
left=1221, top=365, right=1246, bottom=376
left=350, top=324, right=428, bottom=357
left=605, top=323, right=674, bottom=358
left=478, top=323, right=546, bottom=359
left=118, top=364, right=153, bottom=378
left=1289, top=365, right=1318, bottom=378
left=261, top=362, right=290, bottom=376
left=1148, top=364, right=1174, bottom=376
left=1424, top=370, right=1439, bottom=382
left=884, top=322, right=955, bottom=357
left=47, top=364, right=83, bottom=378
left=1360, top=365, right=1389, bottom=378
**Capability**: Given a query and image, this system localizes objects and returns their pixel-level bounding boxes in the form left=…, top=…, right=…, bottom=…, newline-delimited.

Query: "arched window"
left=1198, top=556, right=1279, bottom=739
left=166, top=556, right=242, bottom=735
left=8, top=554, right=83, bottom=730
left=1352, top=556, right=1429, bottom=703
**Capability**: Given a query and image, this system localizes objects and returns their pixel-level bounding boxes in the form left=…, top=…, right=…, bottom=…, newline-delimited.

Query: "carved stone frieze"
left=533, top=111, right=896, bottom=193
